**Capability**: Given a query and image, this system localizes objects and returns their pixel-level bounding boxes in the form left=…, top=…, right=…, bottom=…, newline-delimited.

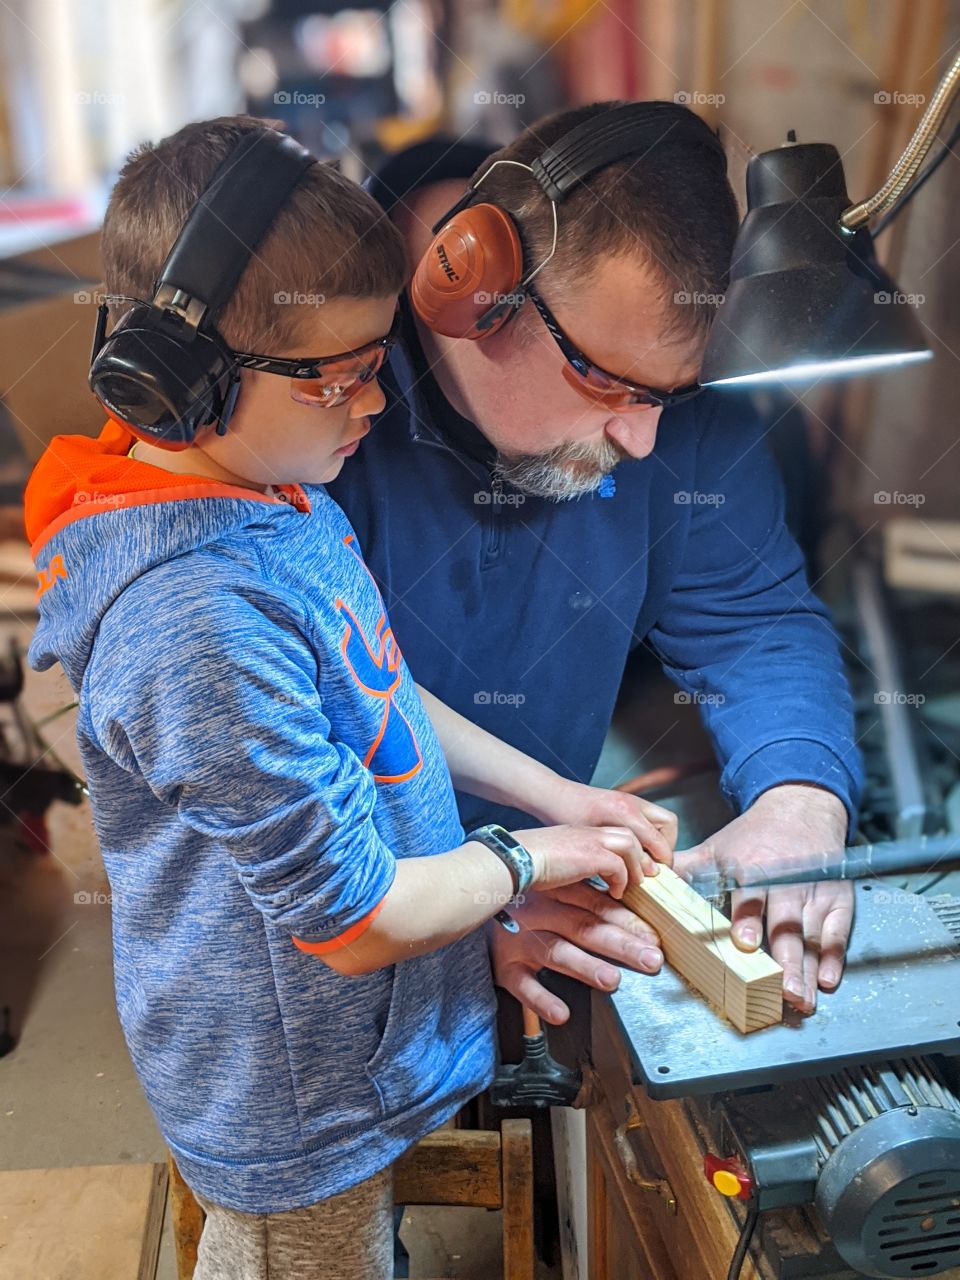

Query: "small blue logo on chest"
left=597, top=475, right=616, bottom=499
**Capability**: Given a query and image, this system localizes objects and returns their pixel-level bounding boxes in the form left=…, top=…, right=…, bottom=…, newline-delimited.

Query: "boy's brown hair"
left=101, top=115, right=407, bottom=352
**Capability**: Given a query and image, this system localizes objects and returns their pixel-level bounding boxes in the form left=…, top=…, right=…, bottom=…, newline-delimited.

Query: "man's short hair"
left=102, top=115, right=407, bottom=352
left=471, top=100, right=739, bottom=344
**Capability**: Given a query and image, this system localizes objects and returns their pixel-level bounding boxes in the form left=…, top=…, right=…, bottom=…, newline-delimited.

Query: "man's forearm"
left=415, top=683, right=560, bottom=820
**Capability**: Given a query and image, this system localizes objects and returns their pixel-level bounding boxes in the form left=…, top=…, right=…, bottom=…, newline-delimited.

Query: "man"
left=328, top=100, right=864, bottom=1017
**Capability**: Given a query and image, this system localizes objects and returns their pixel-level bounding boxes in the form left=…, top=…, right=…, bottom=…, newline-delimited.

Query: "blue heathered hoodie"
left=25, top=418, right=498, bottom=1212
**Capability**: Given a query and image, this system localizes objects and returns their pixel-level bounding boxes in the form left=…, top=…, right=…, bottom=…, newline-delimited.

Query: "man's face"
left=463, top=253, right=704, bottom=499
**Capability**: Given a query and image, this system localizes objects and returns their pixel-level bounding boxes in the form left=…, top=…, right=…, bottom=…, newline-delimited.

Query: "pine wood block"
left=624, top=865, right=784, bottom=1033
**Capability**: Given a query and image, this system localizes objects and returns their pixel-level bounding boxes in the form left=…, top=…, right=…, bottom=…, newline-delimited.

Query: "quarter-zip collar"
left=390, top=293, right=498, bottom=470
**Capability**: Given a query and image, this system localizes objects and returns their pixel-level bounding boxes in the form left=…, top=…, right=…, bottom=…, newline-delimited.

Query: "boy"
left=24, top=118, right=673, bottom=1279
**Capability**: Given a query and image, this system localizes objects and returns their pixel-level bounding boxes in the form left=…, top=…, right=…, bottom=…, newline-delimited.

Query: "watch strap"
left=466, top=823, right=536, bottom=897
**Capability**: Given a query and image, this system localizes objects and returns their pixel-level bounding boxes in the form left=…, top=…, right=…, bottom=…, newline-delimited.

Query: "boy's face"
left=198, top=295, right=398, bottom=486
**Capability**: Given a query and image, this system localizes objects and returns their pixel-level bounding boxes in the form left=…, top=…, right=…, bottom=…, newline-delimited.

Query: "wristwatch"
left=466, top=823, right=536, bottom=933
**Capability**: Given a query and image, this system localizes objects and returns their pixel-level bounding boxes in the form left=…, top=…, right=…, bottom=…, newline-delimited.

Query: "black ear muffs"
left=90, top=302, right=239, bottom=449
left=90, top=128, right=315, bottom=449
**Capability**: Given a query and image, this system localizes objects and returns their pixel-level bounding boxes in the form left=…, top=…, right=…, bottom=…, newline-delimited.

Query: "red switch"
left=704, top=1153, right=753, bottom=1200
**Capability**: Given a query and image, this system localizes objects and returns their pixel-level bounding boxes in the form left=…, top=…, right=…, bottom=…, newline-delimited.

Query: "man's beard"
left=493, top=434, right=628, bottom=501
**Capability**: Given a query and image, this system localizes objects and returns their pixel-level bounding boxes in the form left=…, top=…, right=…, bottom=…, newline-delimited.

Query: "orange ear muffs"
left=409, top=202, right=525, bottom=340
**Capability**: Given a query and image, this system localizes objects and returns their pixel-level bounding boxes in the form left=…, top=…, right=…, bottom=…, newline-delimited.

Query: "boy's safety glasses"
left=231, top=310, right=401, bottom=408
left=526, top=285, right=704, bottom=413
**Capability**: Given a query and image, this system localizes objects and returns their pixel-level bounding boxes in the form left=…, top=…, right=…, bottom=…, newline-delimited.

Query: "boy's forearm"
left=317, top=840, right=516, bottom=974
left=415, top=683, right=560, bottom=820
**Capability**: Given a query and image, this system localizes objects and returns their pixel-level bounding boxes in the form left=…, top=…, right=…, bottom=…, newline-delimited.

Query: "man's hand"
left=486, top=881, right=665, bottom=1025
left=530, top=779, right=678, bottom=868
left=674, top=783, right=852, bottom=1014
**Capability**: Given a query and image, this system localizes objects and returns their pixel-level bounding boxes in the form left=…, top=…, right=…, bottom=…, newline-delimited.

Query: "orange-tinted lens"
left=290, top=348, right=388, bottom=408
left=560, top=363, right=658, bottom=411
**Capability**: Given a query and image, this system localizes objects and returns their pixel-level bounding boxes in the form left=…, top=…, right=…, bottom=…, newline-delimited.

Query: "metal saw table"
left=610, top=881, right=960, bottom=1099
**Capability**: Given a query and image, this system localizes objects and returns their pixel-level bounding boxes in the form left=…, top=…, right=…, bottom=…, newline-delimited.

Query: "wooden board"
left=167, top=1155, right=204, bottom=1280
left=0, top=1162, right=167, bottom=1280
left=623, top=865, right=783, bottom=1034
left=393, top=1128, right=503, bottom=1209
left=500, top=1119, right=534, bottom=1280
left=884, top=518, right=960, bottom=596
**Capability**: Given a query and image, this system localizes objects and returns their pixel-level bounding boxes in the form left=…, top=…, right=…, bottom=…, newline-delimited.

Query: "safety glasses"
left=526, top=285, right=703, bottom=412
left=231, top=310, right=401, bottom=408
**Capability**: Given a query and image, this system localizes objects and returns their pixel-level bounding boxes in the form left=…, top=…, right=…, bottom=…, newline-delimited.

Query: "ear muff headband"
left=410, top=100, right=727, bottom=341
left=89, top=128, right=315, bottom=448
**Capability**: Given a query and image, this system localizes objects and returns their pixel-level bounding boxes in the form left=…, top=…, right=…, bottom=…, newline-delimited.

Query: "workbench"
left=587, top=989, right=763, bottom=1280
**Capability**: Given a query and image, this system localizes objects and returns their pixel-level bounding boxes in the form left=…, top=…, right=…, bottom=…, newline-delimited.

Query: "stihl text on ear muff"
left=409, top=100, right=726, bottom=341
left=89, top=128, right=315, bottom=449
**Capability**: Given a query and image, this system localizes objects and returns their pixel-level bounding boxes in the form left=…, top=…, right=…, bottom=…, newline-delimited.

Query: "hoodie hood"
left=25, top=418, right=311, bottom=690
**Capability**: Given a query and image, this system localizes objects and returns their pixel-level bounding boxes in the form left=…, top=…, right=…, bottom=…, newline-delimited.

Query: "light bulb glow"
left=705, top=350, right=933, bottom=387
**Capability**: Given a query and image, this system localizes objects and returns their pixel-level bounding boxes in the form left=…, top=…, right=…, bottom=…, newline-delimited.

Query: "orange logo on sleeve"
left=36, top=554, right=68, bottom=599
left=335, top=536, right=423, bottom=785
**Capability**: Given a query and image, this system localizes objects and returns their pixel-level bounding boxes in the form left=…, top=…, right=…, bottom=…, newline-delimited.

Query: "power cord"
left=726, top=1202, right=760, bottom=1280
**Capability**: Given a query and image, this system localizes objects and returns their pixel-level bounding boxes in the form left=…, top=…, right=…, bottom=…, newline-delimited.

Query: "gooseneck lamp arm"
left=841, top=51, right=960, bottom=232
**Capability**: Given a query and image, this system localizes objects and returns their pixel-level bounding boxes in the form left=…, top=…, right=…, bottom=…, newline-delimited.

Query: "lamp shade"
left=701, top=142, right=932, bottom=386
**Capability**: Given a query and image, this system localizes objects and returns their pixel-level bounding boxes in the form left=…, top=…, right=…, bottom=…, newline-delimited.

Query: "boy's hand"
left=514, top=823, right=655, bottom=898
left=529, top=780, right=677, bottom=868
left=486, top=882, right=664, bottom=1024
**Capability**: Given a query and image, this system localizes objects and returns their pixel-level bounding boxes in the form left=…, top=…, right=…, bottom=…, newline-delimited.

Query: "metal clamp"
left=613, top=1098, right=677, bottom=1214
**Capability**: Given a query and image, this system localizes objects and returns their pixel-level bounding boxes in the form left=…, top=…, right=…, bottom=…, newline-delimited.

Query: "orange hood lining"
left=26, top=419, right=311, bottom=559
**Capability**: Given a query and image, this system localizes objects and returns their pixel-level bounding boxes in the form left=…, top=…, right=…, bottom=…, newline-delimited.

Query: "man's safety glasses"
left=231, top=310, right=401, bottom=408
left=526, top=285, right=704, bottom=412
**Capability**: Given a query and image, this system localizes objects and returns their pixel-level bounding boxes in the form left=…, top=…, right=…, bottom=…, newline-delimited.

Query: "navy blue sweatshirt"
left=328, top=138, right=864, bottom=833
